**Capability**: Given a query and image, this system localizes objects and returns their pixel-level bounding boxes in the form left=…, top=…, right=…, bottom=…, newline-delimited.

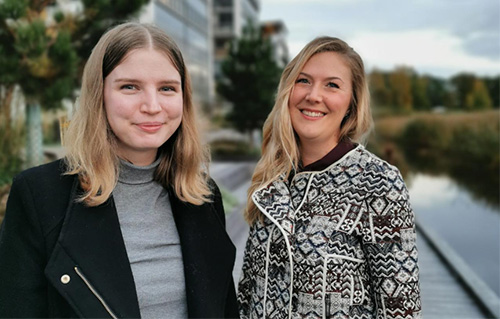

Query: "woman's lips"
left=300, top=108, right=325, bottom=119
left=136, top=122, right=164, bottom=133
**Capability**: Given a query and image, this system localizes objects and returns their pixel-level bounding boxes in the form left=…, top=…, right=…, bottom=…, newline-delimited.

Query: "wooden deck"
left=212, top=161, right=498, bottom=319
left=417, top=226, right=489, bottom=318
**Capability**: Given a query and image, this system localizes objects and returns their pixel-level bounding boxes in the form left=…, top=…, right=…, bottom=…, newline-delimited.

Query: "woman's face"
left=104, top=48, right=183, bottom=166
left=288, top=51, right=352, bottom=154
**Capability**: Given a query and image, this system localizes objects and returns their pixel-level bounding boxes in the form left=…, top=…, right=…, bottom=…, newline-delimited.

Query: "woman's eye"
left=327, top=82, right=339, bottom=89
left=160, top=86, right=175, bottom=92
left=120, top=84, right=136, bottom=90
left=296, top=78, right=309, bottom=84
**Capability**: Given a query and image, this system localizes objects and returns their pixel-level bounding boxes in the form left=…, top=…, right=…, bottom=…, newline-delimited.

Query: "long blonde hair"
left=245, top=36, right=373, bottom=224
left=64, top=22, right=211, bottom=206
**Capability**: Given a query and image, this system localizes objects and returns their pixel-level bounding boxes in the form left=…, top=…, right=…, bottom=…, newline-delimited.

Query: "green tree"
left=217, top=22, right=282, bottom=146
left=465, top=79, right=492, bottom=110
left=389, top=66, right=413, bottom=113
left=0, top=0, right=78, bottom=168
left=451, top=73, right=476, bottom=109
left=483, top=75, right=499, bottom=108
left=426, top=76, right=448, bottom=108
left=369, top=69, right=392, bottom=109
left=0, top=0, right=149, bottom=171
left=412, top=74, right=430, bottom=111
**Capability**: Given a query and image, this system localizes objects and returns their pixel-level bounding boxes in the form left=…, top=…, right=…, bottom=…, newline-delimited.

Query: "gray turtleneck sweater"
left=113, top=159, right=187, bottom=318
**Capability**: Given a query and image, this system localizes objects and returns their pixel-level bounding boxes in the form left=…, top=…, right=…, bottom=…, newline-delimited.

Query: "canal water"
left=407, top=173, right=500, bottom=296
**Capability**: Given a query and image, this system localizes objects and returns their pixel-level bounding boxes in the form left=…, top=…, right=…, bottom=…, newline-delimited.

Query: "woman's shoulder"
left=351, top=145, right=403, bottom=176
left=346, top=145, right=408, bottom=197
left=18, top=157, right=66, bottom=175
left=7, top=159, right=78, bottom=237
left=12, top=158, right=76, bottom=194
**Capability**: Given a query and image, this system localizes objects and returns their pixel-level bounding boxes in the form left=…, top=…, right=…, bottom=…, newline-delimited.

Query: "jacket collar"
left=252, top=176, right=296, bottom=237
left=251, top=145, right=366, bottom=237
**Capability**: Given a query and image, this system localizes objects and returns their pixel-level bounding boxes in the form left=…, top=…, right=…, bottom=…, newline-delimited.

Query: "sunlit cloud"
left=261, top=0, right=500, bottom=78
left=350, top=30, right=500, bottom=77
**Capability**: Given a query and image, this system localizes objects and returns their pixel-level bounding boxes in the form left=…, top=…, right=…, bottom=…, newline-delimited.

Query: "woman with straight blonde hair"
left=0, top=22, right=238, bottom=318
left=238, top=37, right=421, bottom=318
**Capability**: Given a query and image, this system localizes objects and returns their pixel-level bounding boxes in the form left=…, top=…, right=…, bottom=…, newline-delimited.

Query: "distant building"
left=261, top=20, right=289, bottom=67
left=213, top=0, right=260, bottom=79
left=141, top=0, right=214, bottom=107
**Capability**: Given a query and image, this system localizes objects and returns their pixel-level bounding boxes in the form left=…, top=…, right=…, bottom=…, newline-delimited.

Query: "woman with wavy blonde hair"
left=238, top=37, right=421, bottom=318
left=0, top=22, right=238, bottom=318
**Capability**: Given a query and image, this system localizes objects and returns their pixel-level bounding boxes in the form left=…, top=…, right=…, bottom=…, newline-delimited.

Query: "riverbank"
left=368, top=109, right=500, bottom=208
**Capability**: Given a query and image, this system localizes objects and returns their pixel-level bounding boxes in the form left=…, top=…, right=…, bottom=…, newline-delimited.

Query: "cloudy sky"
left=260, top=0, right=500, bottom=79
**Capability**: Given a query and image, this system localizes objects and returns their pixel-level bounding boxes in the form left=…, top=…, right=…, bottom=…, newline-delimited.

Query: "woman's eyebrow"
left=113, top=78, right=181, bottom=85
left=299, top=72, right=344, bottom=83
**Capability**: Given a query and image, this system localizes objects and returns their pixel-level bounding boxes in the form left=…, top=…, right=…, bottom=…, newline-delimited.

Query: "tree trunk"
left=25, top=102, right=44, bottom=168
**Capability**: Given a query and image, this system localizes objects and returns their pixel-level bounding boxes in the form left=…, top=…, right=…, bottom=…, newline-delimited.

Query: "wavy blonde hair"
left=245, top=36, right=373, bottom=224
left=64, top=22, right=211, bottom=206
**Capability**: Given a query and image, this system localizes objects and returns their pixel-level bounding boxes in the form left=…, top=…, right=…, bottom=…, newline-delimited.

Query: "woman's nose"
left=306, top=85, right=322, bottom=103
left=140, top=90, right=162, bottom=113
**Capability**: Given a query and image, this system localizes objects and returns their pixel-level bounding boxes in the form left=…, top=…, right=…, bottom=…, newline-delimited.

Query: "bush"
left=401, top=117, right=452, bottom=157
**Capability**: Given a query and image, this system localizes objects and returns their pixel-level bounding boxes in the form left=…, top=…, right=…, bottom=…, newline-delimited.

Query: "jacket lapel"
left=170, top=192, right=236, bottom=318
left=252, top=177, right=296, bottom=237
left=45, top=179, right=140, bottom=318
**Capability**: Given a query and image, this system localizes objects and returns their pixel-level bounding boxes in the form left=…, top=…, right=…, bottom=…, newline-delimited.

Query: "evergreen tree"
left=483, top=75, right=499, bottom=108
left=411, top=74, right=431, bottom=111
left=426, top=76, right=447, bottom=108
left=0, top=0, right=149, bottom=169
left=0, top=0, right=78, bottom=168
left=217, top=22, right=282, bottom=146
left=451, top=73, right=476, bottom=109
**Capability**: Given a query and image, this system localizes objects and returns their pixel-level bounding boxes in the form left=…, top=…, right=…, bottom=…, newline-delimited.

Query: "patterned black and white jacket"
left=238, top=145, right=421, bottom=319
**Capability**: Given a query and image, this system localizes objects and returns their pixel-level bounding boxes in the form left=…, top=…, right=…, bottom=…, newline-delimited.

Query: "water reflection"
left=367, top=140, right=500, bottom=296
left=401, top=146, right=499, bottom=210
left=408, top=173, right=500, bottom=296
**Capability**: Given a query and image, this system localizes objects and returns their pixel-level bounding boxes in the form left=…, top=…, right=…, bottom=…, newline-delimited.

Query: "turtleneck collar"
left=118, top=157, right=161, bottom=185
left=300, top=139, right=356, bottom=172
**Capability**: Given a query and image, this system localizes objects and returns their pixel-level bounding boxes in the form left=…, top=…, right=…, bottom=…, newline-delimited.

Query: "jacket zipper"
left=74, top=266, right=118, bottom=319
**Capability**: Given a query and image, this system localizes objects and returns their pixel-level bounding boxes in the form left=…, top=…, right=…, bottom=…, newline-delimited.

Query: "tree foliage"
left=217, top=22, right=282, bottom=135
left=0, top=0, right=149, bottom=109
left=0, top=0, right=149, bottom=173
left=0, top=0, right=78, bottom=109
left=369, top=68, right=498, bottom=113
left=389, top=66, right=413, bottom=113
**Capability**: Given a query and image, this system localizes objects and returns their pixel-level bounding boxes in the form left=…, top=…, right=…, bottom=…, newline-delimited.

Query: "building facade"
left=212, top=0, right=260, bottom=78
left=141, top=0, right=214, bottom=107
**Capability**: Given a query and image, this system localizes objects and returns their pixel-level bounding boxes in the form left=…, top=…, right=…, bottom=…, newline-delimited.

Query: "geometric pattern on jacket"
left=238, top=145, right=422, bottom=319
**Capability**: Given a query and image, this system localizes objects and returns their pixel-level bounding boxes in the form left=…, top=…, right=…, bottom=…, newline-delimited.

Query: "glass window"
left=187, top=0, right=207, bottom=16
left=215, top=0, right=233, bottom=6
left=154, top=4, right=184, bottom=43
left=219, top=12, right=233, bottom=28
left=187, top=26, right=208, bottom=51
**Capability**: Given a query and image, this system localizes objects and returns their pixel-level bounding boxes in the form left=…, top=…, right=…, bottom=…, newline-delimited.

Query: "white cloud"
left=349, top=29, right=500, bottom=77
left=261, top=0, right=500, bottom=78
